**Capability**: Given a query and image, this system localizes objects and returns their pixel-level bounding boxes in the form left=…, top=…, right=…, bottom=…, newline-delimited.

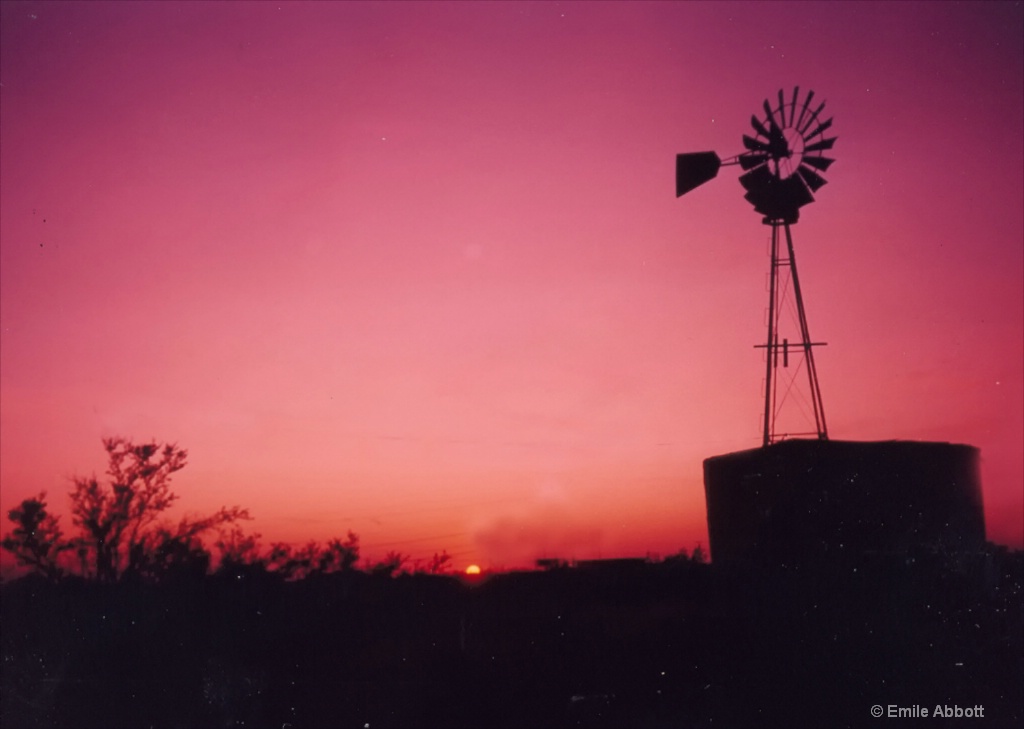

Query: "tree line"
left=2, top=436, right=452, bottom=584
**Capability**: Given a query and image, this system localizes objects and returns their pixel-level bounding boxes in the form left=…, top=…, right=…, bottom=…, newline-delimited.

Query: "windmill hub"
left=771, top=129, right=804, bottom=179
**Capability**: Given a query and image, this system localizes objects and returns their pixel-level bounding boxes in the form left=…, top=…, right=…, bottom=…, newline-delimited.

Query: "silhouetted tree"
left=258, top=532, right=361, bottom=580
left=370, top=550, right=408, bottom=577
left=691, top=543, right=707, bottom=564
left=415, top=550, right=452, bottom=575
left=136, top=528, right=212, bottom=581
left=69, top=436, right=248, bottom=582
left=216, top=525, right=263, bottom=568
left=266, top=540, right=319, bottom=580
left=259, top=542, right=292, bottom=577
left=319, top=531, right=361, bottom=573
left=1, top=493, right=70, bottom=580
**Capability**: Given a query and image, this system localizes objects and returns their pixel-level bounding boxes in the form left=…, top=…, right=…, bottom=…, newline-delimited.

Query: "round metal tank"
left=702, top=440, right=985, bottom=564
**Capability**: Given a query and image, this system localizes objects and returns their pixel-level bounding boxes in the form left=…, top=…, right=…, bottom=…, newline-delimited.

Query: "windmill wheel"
left=739, top=87, right=837, bottom=223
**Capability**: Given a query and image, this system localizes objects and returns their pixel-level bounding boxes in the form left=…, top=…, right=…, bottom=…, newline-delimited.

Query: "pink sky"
left=2, top=1, right=1021, bottom=570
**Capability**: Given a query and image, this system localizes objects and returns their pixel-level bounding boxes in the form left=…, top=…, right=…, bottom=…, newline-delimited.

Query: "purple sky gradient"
left=2, top=1, right=1021, bottom=569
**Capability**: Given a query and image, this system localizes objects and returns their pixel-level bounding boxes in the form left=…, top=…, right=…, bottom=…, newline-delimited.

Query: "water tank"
left=703, top=440, right=985, bottom=564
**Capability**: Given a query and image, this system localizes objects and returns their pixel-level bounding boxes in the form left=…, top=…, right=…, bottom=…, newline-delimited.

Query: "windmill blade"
left=801, top=155, right=835, bottom=172
left=676, top=151, right=722, bottom=197
left=804, top=117, right=833, bottom=141
left=743, top=187, right=774, bottom=215
left=767, top=119, right=787, bottom=158
left=800, top=101, right=827, bottom=134
left=804, top=137, right=837, bottom=153
left=742, top=166, right=815, bottom=221
left=787, top=175, right=814, bottom=205
left=795, top=89, right=815, bottom=130
left=778, top=89, right=787, bottom=125
left=751, top=115, right=771, bottom=139
left=744, top=180, right=812, bottom=219
left=797, top=165, right=828, bottom=192
left=763, top=98, right=779, bottom=130
left=790, top=87, right=800, bottom=129
left=739, top=164, right=774, bottom=193
left=743, top=135, right=771, bottom=152
left=739, top=153, right=766, bottom=170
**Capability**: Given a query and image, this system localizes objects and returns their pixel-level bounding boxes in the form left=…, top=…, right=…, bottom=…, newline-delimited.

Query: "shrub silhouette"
left=1, top=493, right=70, bottom=580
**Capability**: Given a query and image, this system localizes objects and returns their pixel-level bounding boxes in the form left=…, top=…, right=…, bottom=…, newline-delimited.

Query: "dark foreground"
left=2, top=549, right=1021, bottom=728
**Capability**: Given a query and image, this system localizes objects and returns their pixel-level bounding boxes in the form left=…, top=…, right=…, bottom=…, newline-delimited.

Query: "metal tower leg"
left=782, top=223, right=828, bottom=441
left=762, top=224, right=780, bottom=447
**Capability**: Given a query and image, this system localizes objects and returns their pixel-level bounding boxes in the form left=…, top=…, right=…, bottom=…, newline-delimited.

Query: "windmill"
left=676, top=87, right=837, bottom=447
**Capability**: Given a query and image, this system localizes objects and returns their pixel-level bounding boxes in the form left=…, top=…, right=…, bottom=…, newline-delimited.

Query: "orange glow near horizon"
left=1, top=2, right=1021, bottom=574
left=465, top=565, right=481, bottom=576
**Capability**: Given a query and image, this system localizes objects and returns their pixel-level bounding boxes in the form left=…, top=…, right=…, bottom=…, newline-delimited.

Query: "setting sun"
left=465, top=565, right=481, bottom=576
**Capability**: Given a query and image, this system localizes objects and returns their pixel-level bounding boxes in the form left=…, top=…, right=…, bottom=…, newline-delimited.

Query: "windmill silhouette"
left=676, top=87, right=837, bottom=447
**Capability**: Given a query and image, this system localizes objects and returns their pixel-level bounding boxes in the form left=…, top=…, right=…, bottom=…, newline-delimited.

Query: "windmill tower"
left=676, top=87, right=835, bottom=447
left=675, top=90, right=985, bottom=566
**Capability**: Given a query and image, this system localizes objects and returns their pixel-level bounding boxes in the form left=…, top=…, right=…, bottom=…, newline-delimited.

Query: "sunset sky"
left=2, top=1, right=1021, bottom=571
